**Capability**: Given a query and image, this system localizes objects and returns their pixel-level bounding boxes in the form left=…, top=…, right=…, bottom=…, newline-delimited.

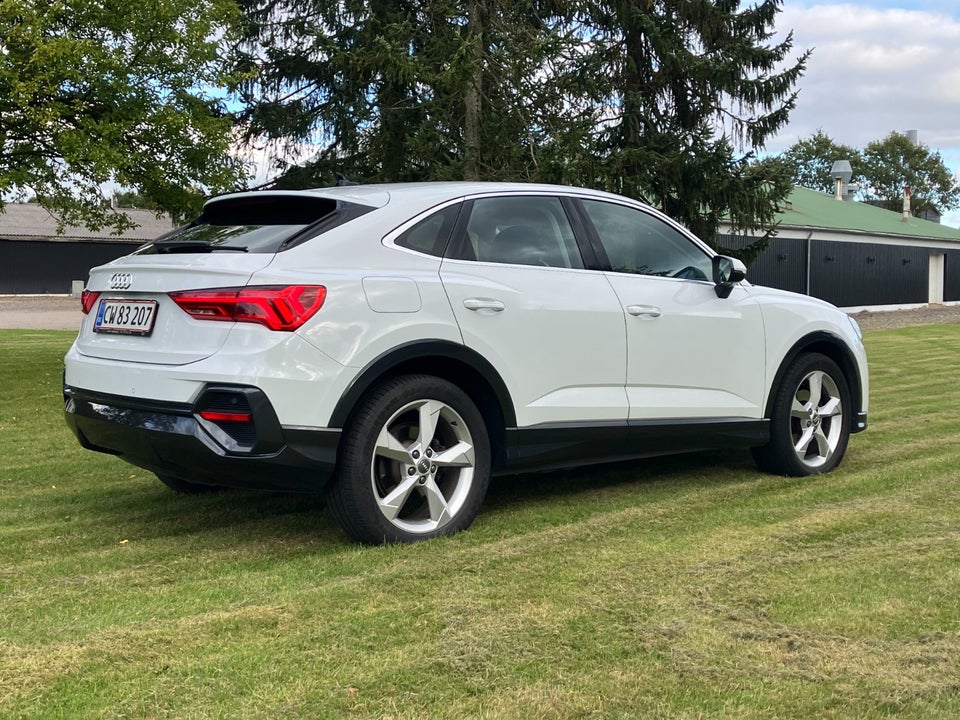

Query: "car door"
left=439, top=194, right=628, bottom=427
left=577, top=198, right=767, bottom=421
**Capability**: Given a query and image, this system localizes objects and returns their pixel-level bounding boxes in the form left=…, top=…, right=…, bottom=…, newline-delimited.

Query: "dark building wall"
left=720, top=234, right=807, bottom=295
left=946, top=250, right=960, bottom=302
left=720, top=234, right=932, bottom=306
left=809, top=240, right=928, bottom=307
left=0, top=239, right=139, bottom=294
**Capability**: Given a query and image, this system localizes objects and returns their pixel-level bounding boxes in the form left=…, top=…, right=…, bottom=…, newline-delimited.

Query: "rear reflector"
left=81, top=290, right=101, bottom=315
left=199, top=410, right=254, bottom=423
left=169, top=285, right=326, bottom=331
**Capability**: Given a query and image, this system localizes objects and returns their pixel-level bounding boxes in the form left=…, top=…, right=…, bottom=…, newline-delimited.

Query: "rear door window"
left=448, top=196, right=584, bottom=269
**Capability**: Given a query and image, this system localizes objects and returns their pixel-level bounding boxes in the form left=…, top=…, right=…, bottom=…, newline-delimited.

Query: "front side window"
left=450, top=196, right=584, bottom=269
left=581, top=200, right=712, bottom=281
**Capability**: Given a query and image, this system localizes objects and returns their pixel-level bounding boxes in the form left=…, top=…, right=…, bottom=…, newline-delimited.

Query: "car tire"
left=156, top=474, right=223, bottom=494
left=328, top=374, right=491, bottom=544
left=752, top=353, right=852, bottom=477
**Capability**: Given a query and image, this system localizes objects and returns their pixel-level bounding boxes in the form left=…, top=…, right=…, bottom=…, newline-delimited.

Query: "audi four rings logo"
left=109, top=272, right=133, bottom=290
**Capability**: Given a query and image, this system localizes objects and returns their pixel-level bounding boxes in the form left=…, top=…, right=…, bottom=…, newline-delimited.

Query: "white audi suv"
left=64, top=182, right=868, bottom=543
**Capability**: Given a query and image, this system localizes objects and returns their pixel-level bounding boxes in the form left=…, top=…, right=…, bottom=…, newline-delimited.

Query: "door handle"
left=626, top=304, right=662, bottom=318
left=463, top=298, right=505, bottom=312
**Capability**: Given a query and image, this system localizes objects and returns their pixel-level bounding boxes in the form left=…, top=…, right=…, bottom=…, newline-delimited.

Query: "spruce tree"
left=232, top=0, right=808, bottom=255
left=231, top=0, right=580, bottom=185
left=576, top=0, right=808, bottom=247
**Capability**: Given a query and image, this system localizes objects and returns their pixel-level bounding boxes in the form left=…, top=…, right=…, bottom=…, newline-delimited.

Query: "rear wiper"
left=153, top=240, right=248, bottom=253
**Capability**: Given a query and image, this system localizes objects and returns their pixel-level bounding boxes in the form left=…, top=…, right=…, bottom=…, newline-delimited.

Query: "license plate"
left=94, top=299, right=158, bottom=336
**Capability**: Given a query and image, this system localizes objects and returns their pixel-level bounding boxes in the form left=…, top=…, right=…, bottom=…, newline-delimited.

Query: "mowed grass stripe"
left=1, top=325, right=959, bottom=718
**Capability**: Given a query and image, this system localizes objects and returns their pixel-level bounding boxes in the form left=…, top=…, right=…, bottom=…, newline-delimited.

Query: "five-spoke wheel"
left=328, top=375, right=491, bottom=544
left=789, top=368, right=844, bottom=469
left=752, top=353, right=852, bottom=476
left=371, top=398, right=478, bottom=535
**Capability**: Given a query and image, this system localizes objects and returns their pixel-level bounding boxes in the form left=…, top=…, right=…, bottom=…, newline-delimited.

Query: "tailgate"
left=76, top=253, right=275, bottom=365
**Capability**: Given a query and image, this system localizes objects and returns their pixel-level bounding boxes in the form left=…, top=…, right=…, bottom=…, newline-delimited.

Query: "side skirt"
left=501, top=418, right=769, bottom=474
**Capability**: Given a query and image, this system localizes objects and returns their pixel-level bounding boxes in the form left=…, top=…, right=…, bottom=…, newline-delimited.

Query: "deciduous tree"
left=860, top=132, right=959, bottom=216
left=0, top=0, right=247, bottom=231
left=781, top=130, right=862, bottom=194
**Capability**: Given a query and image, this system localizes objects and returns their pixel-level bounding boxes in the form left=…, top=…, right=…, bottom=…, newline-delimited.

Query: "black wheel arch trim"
left=328, top=339, right=517, bottom=429
left=766, top=331, right=865, bottom=431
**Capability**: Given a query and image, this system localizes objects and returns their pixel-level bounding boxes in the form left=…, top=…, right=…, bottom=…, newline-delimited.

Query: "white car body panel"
left=602, top=274, right=767, bottom=419
left=747, top=284, right=869, bottom=414
left=260, top=241, right=464, bottom=371
left=77, top=254, right=275, bottom=365
left=63, top=181, right=869, bottom=519
left=65, top=183, right=870, bottom=430
left=65, top=328, right=350, bottom=427
left=440, top=259, right=628, bottom=425
left=213, top=186, right=393, bottom=209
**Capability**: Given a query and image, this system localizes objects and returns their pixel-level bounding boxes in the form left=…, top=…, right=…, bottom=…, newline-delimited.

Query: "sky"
left=767, top=1, right=960, bottom=227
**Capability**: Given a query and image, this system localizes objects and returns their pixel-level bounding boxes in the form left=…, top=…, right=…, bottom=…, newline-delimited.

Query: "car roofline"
left=204, top=182, right=653, bottom=213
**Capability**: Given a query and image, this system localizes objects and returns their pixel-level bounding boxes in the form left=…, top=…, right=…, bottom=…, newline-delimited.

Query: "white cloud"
left=770, top=4, right=960, bottom=148
left=768, top=3, right=960, bottom=226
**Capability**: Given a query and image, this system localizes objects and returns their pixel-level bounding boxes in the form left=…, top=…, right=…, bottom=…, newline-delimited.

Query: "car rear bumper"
left=64, top=384, right=340, bottom=492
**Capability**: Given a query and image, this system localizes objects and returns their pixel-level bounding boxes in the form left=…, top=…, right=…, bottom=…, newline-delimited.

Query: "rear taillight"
left=169, top=285, right=326, bottom=331
left=80, top=289, right=101, bottom=314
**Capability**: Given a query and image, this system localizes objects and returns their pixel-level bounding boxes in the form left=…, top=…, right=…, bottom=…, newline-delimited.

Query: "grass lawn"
left=1, top=325, right=959, bottom=719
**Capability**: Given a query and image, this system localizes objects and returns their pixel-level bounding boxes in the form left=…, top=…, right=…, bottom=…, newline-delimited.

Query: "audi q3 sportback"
left=65, top=183, right=868, bottom=543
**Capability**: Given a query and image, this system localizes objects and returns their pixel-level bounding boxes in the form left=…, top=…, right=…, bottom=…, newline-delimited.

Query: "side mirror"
left=712, top=255, right=747, bottom=299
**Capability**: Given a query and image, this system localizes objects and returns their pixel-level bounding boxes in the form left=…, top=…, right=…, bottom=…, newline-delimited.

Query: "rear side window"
left=394, top=203, right=461, bottom=257
left=136, top=195, right=373, bottom=255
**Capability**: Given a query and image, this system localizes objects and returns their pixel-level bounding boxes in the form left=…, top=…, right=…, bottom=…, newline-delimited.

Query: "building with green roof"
left=719, top=186, right=960, bottom=309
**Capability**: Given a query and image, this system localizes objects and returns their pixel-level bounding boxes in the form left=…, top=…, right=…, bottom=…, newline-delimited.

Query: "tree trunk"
left=463, top=0, right=483, bottom=181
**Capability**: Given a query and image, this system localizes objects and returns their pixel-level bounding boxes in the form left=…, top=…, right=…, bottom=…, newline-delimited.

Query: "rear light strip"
left=199, top=410, right=253, bottom=423
left=80, top=289, right=101, bottom=314
left=168, top=285, right=326, bottom=331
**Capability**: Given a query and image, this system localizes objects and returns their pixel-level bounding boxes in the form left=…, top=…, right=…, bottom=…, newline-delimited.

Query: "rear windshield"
left=136, top=195, right=373, bottom=255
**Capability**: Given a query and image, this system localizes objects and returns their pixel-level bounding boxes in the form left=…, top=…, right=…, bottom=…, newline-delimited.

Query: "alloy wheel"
left=370, top=398, right=477, bottom=535
left=790, top=369, right=844, bottom=469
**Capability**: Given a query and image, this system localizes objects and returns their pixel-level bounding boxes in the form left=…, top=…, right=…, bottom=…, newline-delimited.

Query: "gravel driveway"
left=848, top=304, right=960, bottom=332
left=0, top=295, right=82, bottom=330
left=2, top=294, right=960, bottom=332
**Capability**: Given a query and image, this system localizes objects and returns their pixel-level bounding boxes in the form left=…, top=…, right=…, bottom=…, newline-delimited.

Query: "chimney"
left=902, top=186, right=911, bottom=222
left=831, top=160, right=853, bottom=201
